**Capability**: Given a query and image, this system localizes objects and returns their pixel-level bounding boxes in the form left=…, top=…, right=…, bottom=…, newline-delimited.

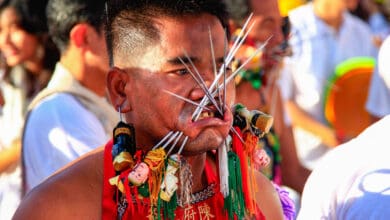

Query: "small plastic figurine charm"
left=252, top=148, right=270, bottom=170
left=160, top=154, right=180, bottom=201
left=128, top=162, right=150, bottom=186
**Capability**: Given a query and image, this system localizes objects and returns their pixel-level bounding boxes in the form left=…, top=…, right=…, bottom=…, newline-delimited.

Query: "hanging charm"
left=127, top=162, right=150, bottom=186
left=112, top=106, right=137, bottom=172
left=160, top=154, right=180, bottom=202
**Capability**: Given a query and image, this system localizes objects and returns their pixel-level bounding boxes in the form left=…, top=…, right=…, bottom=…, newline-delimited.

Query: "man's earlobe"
left=107, top=67, right=132, bottom=112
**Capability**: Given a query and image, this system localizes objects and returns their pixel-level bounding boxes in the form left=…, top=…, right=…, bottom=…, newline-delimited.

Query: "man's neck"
left=60, top=54, right=106, bottom=97
left=313, top=2, right=345, bottom=31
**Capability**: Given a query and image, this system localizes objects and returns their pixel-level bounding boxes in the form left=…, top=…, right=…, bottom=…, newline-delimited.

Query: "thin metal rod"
left=223, top=28, right=228, bottom=113
left=230, top=127, right=245, bottom=143
left=160, top=15, right=258, bottom=153
left=223, top=37, right=271, bottom=88
left=191, top=22, right=256, bottom=120
left=228, top=13, right=254, bottom=62
left=179, top=54, right=223, bottom=115
left=161, top=131, right=180, bottom=149
left=178, top=136, right=189, bottom=155
left=167, top=132, right=184, bottom=155
left=152, top=131, right=174, bottom=149
left=208, top=27, right=222, bottom=113
left=163, top=90, right=211, bottom=111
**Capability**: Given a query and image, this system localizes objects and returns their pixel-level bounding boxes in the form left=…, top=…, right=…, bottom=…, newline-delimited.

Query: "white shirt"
left=366, top=36, right=390, bottom=118
left=298, top=115, right=390, bottom=220
left=0, top=69, right=24, bottom=220
left=279, top=3, right=378, bottom=169
left=23, top=64, right=110, bottom=192
left=368, top=12, right=390, bottom=41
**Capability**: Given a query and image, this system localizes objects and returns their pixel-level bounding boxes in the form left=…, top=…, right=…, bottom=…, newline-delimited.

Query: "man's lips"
left=180, top=106, right=233, bottom=138
left=262, top=52, right=280, bottom=68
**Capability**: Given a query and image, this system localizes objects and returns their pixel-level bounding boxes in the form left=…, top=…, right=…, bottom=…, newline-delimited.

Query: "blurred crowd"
left=1, top=0, right=390, bottom=219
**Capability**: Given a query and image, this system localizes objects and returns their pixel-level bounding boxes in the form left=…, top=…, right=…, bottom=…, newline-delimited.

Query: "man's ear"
left=70, top=23, right=88, bottom=48
left=107, top=67, right=132, bottom=112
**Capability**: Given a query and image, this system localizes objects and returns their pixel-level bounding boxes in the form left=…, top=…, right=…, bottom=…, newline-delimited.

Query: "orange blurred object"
left=324, top=57, right=375, bottom=140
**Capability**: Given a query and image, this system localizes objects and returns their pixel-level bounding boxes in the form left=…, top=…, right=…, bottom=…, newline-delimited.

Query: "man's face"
left=247, top=0, right=284, bottom=71
left=113, top=14, right=235, bottom=155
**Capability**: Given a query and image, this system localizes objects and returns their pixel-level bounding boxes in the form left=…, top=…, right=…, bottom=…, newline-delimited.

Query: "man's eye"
left=218, top=63, right=233, bottom=73
left=176, top=69, right=190, bottom=76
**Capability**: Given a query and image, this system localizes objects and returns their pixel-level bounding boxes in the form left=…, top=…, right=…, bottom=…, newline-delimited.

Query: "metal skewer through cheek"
left=176, top=19, right=261, bottom=153
left=208, top=27, right=223, bottom=114
left=190, top=22, right=258, bottom=119
left=178, top=55, right=223, bottom=115
left=154, top=15, right=261, bottom=154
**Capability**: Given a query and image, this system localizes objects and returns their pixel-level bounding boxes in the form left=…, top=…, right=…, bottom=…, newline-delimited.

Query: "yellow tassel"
left=109, top=176, right=125, bottom=193
left=144, top=148, right=166, bottom=207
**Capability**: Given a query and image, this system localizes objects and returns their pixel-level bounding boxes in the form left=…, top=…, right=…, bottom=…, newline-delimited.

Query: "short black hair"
left=105, top=0, right=229, bottom=67
left=46, top=0, right=106, bottom=53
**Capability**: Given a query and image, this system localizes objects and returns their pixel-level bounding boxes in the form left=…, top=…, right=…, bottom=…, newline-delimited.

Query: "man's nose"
left=189, top=69, right=217, bottom=100
left=270, top=27, right=284, bottom=47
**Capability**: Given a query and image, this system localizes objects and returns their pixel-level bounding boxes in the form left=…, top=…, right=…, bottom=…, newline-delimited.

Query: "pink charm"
left=253, top=148, right=270, bottom=170
left=128, top=162, right=150, bottom=186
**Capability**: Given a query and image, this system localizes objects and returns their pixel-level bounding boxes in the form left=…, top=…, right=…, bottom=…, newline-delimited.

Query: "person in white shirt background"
left=22, top=0, right=116, bottom=193
left=298, top=115, right=390, bottom=220
left=0, top=0, right=59, bottom=218
left=278, top=0, right=378, bottom=170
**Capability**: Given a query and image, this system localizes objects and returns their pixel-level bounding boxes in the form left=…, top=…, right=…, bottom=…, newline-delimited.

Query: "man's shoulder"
left=31, top=92, right=83, bottom=112
left=14, top=147, right=105, bottom=220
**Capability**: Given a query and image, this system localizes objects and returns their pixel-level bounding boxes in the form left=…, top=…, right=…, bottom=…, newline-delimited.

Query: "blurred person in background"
left=350, top=0, right=390, bottom=47
left=366, top=33, right=390, bottom=119
left=279, top=0, right=378, bottom=170
left=298, top=31, right=390, bottom=220
left=0, top=0, right=59, bottom=219
left=224, top=0, right=310, bottom=195
left=21, top=0, right=116, bottom=193
left=224, top=1, right=310, bottom=218
left=298, top=118, right=390, bottom=220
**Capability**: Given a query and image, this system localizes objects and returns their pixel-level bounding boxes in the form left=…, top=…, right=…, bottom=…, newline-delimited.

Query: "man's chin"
left=176, top=133, right=226, bottom=156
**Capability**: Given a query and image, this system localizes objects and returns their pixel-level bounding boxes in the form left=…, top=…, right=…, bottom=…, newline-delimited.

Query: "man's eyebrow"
left=167, top=56, right=200, bottom=65
left=166, top=56, right=226, bottom=66
left=263, top=17, right=277, bottom=24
